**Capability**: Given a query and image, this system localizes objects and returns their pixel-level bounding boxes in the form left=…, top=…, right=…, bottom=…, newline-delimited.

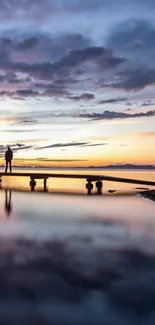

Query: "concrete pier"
left=0, top=172, right=154, bottom=194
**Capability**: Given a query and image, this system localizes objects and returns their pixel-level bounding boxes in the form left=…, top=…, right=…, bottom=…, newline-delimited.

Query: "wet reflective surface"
left=0, top=188, right=155, bottom=324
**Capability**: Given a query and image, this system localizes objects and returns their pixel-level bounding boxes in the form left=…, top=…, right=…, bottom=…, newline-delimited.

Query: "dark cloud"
left=55, top=47, right=124, bottom=71
left=0, top=31, right=91, bottom=62
left=69, top=93, right=95, bottom=101
left=0, top=27, right=124, bottom=96
left=98, top=54, right=126, bottom=69
left=25, top=46, right=123, bottom=81
left=0, top=89, right=40, bottom=99
left=80, top=143, right=108, bottom=147
left=36, top=142, right=90, bottom=150
left=2, top=72, right=30, bottom=84
left=43, top=84, right=69, bottom=97
left=0, top=82, right=69, bottom=99
left=36, top=158, right=87, bottom=162
left=1, top=37, right=12, bottom=46
left=0, top=143, right=33, bottom=154
left=55, top=47, right=105, bottom=70
left=77, top=110, right=155, bottom=120
left=50, top=33, right=91, bottom=59
left=16, top=89, right=40, bottom=97
left=13, top=145, right=32, bottom=151
left=17, top=37, right=39, bottom=50
left=36, top=141, right=108, bottom=151
left=101, top=68, right=155, bottom=91
left=121, top=69, right=155, bottom=91
left=107, top=19, right=155, bottom=60
left=10, top=46, right=121, bottom=81
left=141, top=100, right=155, bottom=107
left=98, top=97, right=127, bottom=105
left=104, top=19, right=155, bottom=91
left=34, top=80, right=76, bottom=97
left=0, top=32, right=90, bottom=77
left=0, top=91, right=11, bottom=97
left=16, top=119, right=37, bottom=125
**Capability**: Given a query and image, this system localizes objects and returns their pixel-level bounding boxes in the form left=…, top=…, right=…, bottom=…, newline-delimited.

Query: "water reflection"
left=0, top=189, right=155, bottom=324
left=4, top=190, right=12, bottom=218
left=0, top=236, right=154, bottom=324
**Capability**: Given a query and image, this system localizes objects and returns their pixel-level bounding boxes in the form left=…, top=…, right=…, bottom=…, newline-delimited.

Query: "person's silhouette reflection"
left=5, top=190, right=12, bottom=218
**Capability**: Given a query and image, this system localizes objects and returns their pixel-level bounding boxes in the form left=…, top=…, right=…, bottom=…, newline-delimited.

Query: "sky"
left=0, top=0, right=155, bottom=166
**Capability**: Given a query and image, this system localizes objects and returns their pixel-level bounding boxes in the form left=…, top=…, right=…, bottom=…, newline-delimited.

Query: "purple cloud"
left=77, top=110, right=155, bottom=120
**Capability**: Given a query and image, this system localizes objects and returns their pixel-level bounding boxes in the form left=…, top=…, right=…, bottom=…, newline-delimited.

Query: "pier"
left=0, top=172, right=155, bottom=194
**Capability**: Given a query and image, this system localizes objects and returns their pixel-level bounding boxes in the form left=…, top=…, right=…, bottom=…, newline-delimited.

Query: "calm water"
left=0, top=170, right=155, bottom=324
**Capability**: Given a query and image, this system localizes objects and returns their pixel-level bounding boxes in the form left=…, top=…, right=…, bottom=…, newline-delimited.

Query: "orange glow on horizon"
left=0, top=152, right=155, bottom=167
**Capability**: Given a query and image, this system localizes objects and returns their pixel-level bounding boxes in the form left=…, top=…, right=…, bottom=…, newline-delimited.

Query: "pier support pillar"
left=86, top=180, right=93, bottom=195
left=30, top=178, right=36, bottom=192
left=43, top=178, right=48, bottom=192
left=96, top=180, right=103, bottom=195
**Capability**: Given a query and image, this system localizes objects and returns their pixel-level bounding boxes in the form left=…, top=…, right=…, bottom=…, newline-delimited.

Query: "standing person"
left=5, top=147, right=13, bottom=173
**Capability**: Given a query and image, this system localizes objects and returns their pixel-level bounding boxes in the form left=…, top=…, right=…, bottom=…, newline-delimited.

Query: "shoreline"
left=139, top=190, right=155, bottom=203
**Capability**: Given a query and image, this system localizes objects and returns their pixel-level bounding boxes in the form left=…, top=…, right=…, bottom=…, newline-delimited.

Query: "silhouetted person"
left=5, top=190, right=12, bottom=218
left=5, top=147, right=13, bottom=173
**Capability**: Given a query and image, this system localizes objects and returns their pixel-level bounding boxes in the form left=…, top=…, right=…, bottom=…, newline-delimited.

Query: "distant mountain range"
left=88, top=164, right=155, bottom=169
left=0, top=164, right=154, bottom=169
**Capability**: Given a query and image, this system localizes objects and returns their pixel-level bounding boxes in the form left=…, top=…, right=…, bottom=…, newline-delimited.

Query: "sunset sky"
left=0, top=0, right=155, bottom=166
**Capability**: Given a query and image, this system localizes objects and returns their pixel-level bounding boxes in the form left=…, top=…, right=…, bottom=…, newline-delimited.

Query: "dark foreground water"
left=0, top=189, right=155, bottom=324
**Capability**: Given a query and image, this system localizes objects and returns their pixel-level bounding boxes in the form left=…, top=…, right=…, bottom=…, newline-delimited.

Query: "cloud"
left=0, top=87, right=68, bottom=99
left=80, top=143, right=108, bottom=147
left=104, top=19, right=155, bottom=91
left=16, top=89, right=40, bottom=97
left=0, top=143, right=33, bottom=155
left=17, top=37, right=39, bottom=50
left=36, top=141, right=109, bottom=151
left=141, top=100, right=155, bottom=107
left=11, top=46, right=123, bottom=81
left=0, top=72, right=31, bottom=84
left=121, top=69, right=155, bottom=91
left=43, top=84, right=69, bottom=97
left=98, top=97, right=127, bottom=105
left=55, top=46, right=124, bottom=71
left=0, top=28, right=124, bottom=99
left=13, top=32, right=91, bottom=62
left=107, top=19, right=155, bottom=60
left=69, top=93, right=95, bottom=101
left=15, top=119, right=37, bottom=125
left=0, top=30, right=91, bottom=60
left=77, top=110, right=155, bottom=120
left=0, top=32, right=91, bottom=77
left=36, top=158, right=87, bottom=162
left=36, top=142, right=90, bottom=150
left=101, top=68, right=155, bottom=91
left=0, top=89, right=40, bottom=99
